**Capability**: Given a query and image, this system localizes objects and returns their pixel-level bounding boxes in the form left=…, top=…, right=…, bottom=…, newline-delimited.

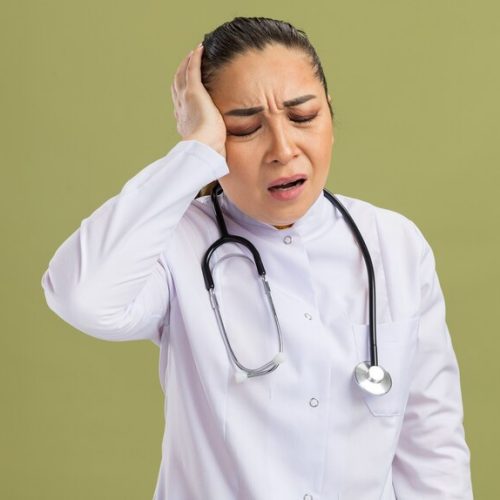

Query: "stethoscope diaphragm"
left=354, top=361, right=392, bottom=395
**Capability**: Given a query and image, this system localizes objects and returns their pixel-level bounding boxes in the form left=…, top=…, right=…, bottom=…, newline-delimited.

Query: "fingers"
left=173, top=49, right=193, bottom=98
left=171, top=48, right=193, bottom=120
left=185, top=44, right=203, bottom=88
left=173, top=43, right=202, bottom=95
left=170, top=43, right=211, bottom=137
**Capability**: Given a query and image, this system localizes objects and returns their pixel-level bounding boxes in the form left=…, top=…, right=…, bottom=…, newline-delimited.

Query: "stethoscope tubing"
left=322, top=190, right=378, bottom=367
left=201, top=183, right=391, bottom=393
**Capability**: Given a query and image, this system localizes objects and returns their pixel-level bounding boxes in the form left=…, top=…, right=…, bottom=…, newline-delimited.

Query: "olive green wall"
left=2, top=1, right=498, bottom=498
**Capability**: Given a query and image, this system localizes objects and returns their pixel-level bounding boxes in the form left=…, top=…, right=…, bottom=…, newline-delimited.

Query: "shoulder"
left=333, top=192, right=428, bottom=259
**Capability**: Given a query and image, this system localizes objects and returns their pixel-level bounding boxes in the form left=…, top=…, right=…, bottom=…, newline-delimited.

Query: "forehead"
left=210, top=44, right=320, bottom=108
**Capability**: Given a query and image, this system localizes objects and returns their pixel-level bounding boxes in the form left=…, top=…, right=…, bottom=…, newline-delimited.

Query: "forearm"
left=392, top=334, right=473, bottom=498
left=392, top=225, right=473, bottom=498
left=41, top=140, right=228, bottom=340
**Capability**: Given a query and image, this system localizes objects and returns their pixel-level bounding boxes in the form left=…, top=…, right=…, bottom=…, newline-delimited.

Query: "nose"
left=263, top=120, right=300, bottom=165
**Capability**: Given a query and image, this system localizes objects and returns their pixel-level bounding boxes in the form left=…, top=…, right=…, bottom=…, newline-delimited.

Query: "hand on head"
left=171, top=44, right=227, bottom=159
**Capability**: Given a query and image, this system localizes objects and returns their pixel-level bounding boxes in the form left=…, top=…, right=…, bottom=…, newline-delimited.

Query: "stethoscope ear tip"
left=234, top=370, right=249, bottom=384
left=273, top=352, right=286, bottom=364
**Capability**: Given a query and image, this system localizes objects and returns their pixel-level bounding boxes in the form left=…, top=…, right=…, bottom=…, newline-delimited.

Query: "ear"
left=327, top=94, right=332, bottom=102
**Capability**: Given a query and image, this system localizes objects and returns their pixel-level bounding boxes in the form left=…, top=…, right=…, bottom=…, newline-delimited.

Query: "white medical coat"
left=41, top=140, right=473, bottom=499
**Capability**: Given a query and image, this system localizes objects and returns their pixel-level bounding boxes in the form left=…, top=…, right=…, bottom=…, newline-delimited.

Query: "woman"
left=41, top=16, right=473, bottom=499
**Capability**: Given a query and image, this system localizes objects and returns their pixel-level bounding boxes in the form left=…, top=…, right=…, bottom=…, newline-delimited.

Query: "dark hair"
left=200, top=17, right=333, bottom=117
left=196, top=16, right=334, bottom=197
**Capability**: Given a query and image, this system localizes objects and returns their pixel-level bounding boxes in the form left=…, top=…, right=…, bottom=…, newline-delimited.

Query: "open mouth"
left=268, top=178, right=306, bottom=191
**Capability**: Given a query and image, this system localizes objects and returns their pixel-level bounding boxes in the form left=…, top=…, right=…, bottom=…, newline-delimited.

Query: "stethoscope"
left=201, top=183, right=392, bottom=396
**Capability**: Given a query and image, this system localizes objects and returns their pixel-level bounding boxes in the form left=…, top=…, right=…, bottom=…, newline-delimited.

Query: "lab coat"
left=41, top=140, right=473, bottom=499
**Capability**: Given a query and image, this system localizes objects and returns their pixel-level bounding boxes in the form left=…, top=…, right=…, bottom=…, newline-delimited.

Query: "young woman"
left=41, top=16, right=473, bottom=500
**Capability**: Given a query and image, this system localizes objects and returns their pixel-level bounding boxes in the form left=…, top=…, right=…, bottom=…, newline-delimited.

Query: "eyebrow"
left=223, top=94, right=317, bottom=116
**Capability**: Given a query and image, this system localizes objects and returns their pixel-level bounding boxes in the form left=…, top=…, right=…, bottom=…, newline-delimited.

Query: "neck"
left=273, top=224, right=294, bottom=230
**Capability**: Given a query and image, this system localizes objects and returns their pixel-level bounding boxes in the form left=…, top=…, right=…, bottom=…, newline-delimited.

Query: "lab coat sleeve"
left=40, top=140, right=229, bottom=344
left=392, top=225, right=473, bottom=499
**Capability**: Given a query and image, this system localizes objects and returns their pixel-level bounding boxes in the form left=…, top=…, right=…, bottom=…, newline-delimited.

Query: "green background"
left=2, top=1, right=498, bottom=498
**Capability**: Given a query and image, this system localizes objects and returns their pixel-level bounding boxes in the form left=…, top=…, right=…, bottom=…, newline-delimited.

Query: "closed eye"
left=228, top=114, right=318, bottom=138
left=291, top=115, right=317, bottom=124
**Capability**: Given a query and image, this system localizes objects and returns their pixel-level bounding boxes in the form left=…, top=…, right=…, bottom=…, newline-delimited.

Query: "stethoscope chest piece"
left=354, top=361, right=392, bottom=395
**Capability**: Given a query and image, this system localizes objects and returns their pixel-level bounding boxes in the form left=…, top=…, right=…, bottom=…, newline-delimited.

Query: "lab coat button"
left=303, top=494, right=313, bottom=500
left=304, top=312, right=312, bottom=320
left=309, top=397, right=319, bottom=407
left=283, top=235, right=293, bottom=244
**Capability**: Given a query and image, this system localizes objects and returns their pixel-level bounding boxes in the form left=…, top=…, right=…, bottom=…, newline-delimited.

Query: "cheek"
left=225, top=145, right=259, bottom=183
left=312, top=125, right=333, bottom=163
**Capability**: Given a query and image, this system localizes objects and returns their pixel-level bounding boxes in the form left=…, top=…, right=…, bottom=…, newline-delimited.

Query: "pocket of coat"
left=351, top=317, right=419, bottom=417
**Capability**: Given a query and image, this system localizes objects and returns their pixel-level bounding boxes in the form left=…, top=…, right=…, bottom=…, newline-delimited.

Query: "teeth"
left=270, top=179, right=304, bottom=190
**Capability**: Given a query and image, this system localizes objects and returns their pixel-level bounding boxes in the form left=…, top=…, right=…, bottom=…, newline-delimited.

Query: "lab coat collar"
left=219, top=188, right=342, bottom=240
